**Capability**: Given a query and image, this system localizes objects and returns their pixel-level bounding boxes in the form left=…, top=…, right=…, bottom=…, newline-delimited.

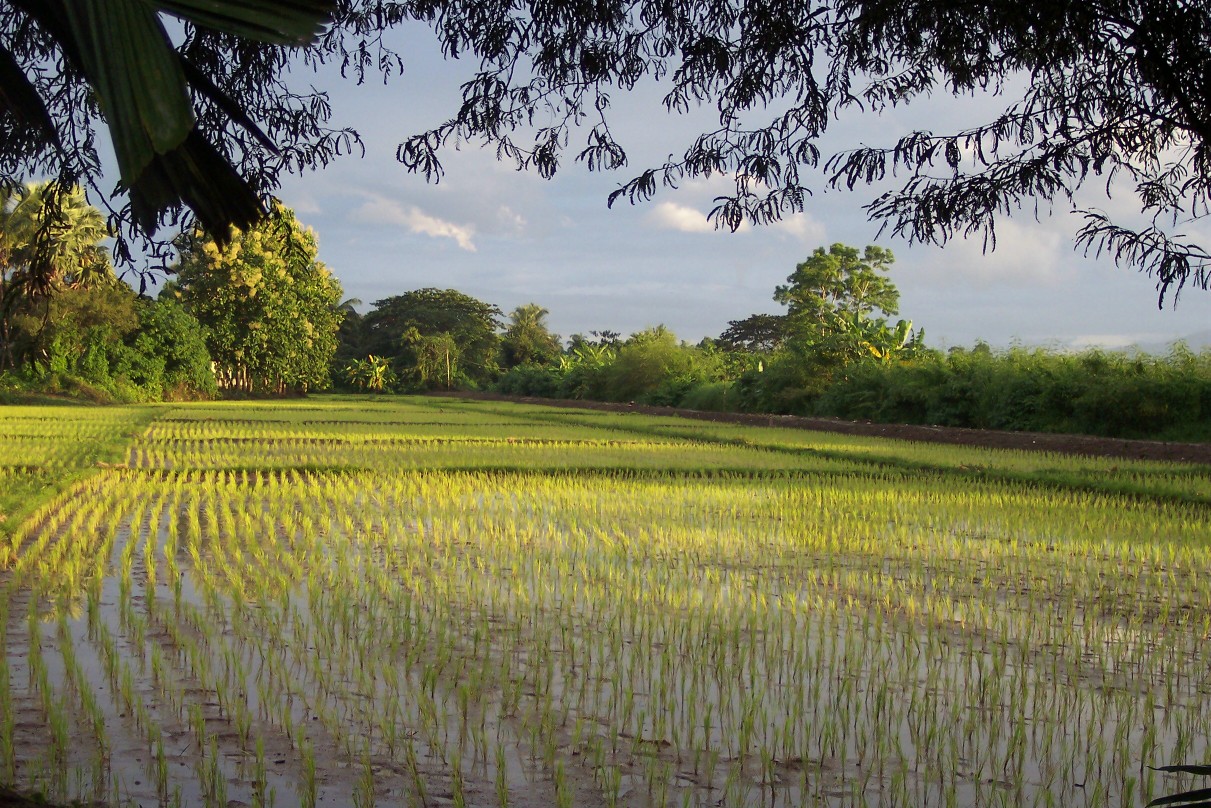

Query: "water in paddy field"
left=3, top=396, right=1211, bottom=808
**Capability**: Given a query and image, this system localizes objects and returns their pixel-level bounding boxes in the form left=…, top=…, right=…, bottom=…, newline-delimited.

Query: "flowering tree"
left=170, top=203, right=343, bottom=394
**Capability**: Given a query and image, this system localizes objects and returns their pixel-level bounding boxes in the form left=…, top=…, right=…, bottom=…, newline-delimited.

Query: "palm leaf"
left=155, top=0, right=337, bottom=45
left=1145, top=786, right=1211, bottom=808
left=60, top=0, right=193, bottom=181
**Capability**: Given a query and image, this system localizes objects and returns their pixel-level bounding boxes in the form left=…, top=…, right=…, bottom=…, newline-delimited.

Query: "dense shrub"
left=678, top=381, right=740, bottom=411
left=3, top=289, right=215, bottom=404
left=491, top=317, right=1211, bottom=441
left=496, top=365, right=563, bottom=397
left=730, top=348, right=827, bottom=415
left=814, top=346, right=1211, bottom=440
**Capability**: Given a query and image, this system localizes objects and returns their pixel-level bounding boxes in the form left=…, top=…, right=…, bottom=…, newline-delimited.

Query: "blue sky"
left=253, top=26, right=1210, bottom=350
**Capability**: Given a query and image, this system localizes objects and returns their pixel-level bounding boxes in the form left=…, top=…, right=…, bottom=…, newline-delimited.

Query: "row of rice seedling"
left=461, top=400, right=1211, bottom=503
left=138, top=419, right=683, bottom=445
left=156, top=396, right=539, bottom=425
left=129, top=435, right=874, bottom=475
left=0, top=406, right=157, bottom=469
left=0, top=405, right=163, bottom=563
left=1, top=396, right=1208, bottom=807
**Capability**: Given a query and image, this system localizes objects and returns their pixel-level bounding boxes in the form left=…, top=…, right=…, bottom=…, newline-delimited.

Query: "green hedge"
left=814, top=345, right=1211, bottom=441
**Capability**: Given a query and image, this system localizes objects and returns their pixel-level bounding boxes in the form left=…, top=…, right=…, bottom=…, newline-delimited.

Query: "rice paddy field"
left=2, top=395, right=1210, bottom=807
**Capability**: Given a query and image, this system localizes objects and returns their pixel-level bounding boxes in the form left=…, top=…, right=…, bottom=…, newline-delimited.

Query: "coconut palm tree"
left=13, top=182, right=111, bottom=293
left=0, top=181, right=112, bottom=368
left=502, top=303, right=561, bottom=368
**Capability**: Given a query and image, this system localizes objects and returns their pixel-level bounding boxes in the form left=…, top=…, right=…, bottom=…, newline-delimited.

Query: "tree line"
left=5, top=184, right=1210, bottom=441
left=0, top=185, right=341, bottom=402
left=336, top=245, right=1211, bottom=442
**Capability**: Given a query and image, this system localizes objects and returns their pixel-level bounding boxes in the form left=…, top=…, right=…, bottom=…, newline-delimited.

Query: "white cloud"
left=350, top=193, right=477, bottom=252
left=496, top=205, right=527, bottom=235
left=770, top=213, right=827, bottom=244
left=913, top=218, right=1067, bottom=287
left=649, top=201, right=715, bottom=233
left=648, top=201, right=753, bottom=233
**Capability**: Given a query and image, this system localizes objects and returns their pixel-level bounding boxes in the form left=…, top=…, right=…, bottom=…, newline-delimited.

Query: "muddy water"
left=2, top=472, right=1209, bottom=807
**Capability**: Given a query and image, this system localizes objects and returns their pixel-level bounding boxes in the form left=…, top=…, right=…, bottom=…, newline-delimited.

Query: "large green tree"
left=169, top=204, right=344, bottom=394
left=775, top=244, right=924, bottom=366
left=361, top=288, right=501, bottom=388
left=3, top=2, right=1209, bottom=299
left=717, top=313, right=787, bottom=355
left=775, top=244, right=900, bottom=342
left=501, top=303, right=562, bottom=369
left=734, top=244, right=924, bottom=410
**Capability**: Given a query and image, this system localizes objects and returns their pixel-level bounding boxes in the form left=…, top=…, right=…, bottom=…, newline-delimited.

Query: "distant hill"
left=1130, top=330, right=1211, bottom=355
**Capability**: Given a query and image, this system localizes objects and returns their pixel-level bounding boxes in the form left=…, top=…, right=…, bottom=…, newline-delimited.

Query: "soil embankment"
left=440, top=391, right=1211, bottom=465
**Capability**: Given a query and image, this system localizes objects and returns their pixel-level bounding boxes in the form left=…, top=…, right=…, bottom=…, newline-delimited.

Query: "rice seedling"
left=0, top=396, right=1208, bottom=805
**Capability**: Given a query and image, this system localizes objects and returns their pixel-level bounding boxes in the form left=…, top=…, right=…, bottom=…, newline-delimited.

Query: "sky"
left=233, top=26, right=1208, bottom=351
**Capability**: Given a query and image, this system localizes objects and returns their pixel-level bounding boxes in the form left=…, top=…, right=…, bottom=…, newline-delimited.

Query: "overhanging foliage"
left=2, top=1, right=1209, bottom=301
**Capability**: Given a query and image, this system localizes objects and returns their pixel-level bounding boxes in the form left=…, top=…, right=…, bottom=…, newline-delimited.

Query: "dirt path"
left=441, top=392, right=1211, bottom=465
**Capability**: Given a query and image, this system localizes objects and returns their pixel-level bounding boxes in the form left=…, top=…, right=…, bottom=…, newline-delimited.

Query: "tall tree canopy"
left=718, top=314, right=787, bottom=354
left=501, top=303, right=562, bottom=369
left=1, top=182, right=112, bottom=368
left=169, top=203, right=344, bottom=394
left=360, top=288, right=502, bottom=388
left=4, top=1, right=1210, bottom=301
left=776, top=245, right=900, bottom=328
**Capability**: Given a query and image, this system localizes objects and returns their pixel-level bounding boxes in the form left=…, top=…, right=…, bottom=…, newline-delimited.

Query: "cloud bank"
left=351, top=193, right=478, bottom=252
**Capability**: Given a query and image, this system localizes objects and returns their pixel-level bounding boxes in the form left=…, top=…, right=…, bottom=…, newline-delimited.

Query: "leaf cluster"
left=169, top=203, right=344, bottom=393
left=5, top=1, right=1210, bottom=299
left=386, top=0, right=1211, bottom=302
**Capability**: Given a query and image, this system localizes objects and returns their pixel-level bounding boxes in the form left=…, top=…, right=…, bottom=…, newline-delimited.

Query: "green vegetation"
left=1, top=182, right=216, bottom=403
left=2, top=189, right=344, bottom=404
left=0, top=221, right=1133, bottom=443
left=482, top=246, right=1211, bottom=442
left=7, top=201, right=1204, bottom=442
left=0, top=405, right=159, bottom=545
left=0, top=396, right=1208, bottom=806
left=168, top=204, right=344, bottom=395
left=817, top=343, right=1211, bottom=442
left=345, top=288, right=503, bottom=391
left=500, top=304, right=562, bottom=370
left=497, top=332, right=1211, bottom=441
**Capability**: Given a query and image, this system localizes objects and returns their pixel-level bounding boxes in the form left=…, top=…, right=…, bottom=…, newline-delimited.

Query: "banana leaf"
left=156, top=0, right=336, bottom=45
left=1147, top=766, right=1211, bottom=808
left=49, top=0, right=335, bottom=235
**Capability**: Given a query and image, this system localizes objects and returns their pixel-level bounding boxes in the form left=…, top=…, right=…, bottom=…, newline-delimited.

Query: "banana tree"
left=344, top=354, right=393, bottom=392
left=855, top=317, right=926, bottom=364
